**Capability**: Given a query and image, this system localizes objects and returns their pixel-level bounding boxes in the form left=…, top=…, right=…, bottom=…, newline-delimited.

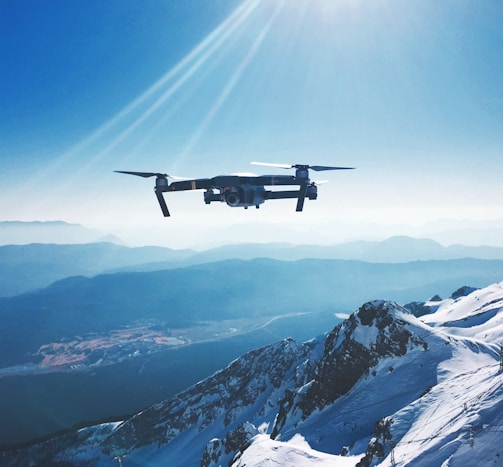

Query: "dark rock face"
left=272, top=301, right=427, bottom=437
left=102, top=338, right=310, bottom=458
left=451, top=286, right=478, bottom=300
left=404, top=300, right=435, bottom=317
left=201, top=422, right=258, bottom=467
left=356, top=417, right=394, bottom=467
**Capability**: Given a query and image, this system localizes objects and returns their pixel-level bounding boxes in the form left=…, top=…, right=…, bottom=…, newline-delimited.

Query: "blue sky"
left=1, top=0, right=502, bottom=247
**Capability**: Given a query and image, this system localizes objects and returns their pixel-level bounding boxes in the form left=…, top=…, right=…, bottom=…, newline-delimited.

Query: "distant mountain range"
left=2, top=281, right=502, bottom=466
left=0, top=221, right=121, bottom=245
left=190, top=235, right=503, bottom=262
left=0, top=242, right=194, bottom=296
left=2, top=233, right=503, bottom=297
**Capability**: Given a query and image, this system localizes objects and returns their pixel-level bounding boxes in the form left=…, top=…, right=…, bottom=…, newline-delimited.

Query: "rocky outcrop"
left=272, top=301, right=428, bottom=437
left=201, top=422, right=258, bottom=467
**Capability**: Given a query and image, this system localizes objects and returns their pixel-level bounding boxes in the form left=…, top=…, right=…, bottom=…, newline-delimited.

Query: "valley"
left=0, top=313, right=309, bottom=378
left=0, top=310, right=339, bottom=446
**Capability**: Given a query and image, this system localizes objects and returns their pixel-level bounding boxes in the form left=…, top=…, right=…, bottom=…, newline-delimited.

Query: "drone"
left=115, top=162, right=354, bottom=217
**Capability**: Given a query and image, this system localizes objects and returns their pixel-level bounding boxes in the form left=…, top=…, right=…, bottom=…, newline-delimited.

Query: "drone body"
left=115, top=163, right=354, bottom=217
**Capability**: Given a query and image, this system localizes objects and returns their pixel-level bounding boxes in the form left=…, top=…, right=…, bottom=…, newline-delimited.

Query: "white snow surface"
left=227, top=281, right=503, bottom=467
left=423, top=281, right=503, bottom=343
left=232, top=433, right=362, bottom=466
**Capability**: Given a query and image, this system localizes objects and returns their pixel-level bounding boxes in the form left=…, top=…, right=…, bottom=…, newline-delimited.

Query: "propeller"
left=114, top=170, right=188, bottom=180
left=250, top=162, right=355, bottom=171
left=114, top=170, right=179, bottom=217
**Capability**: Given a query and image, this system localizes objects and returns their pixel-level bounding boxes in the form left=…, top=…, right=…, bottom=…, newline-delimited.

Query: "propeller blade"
left=309, top=165, right=355, bottom=171
left=114, top=170, right=189, bottom=180
left=313, top=179, right=330, bottom=185
left=250, top=162, right=293, bottom=169
left=114, top=170, right=168, bottom=178
left=250, top=162, right=355, bottom=171
left=232, top=172, right=259, bottom=177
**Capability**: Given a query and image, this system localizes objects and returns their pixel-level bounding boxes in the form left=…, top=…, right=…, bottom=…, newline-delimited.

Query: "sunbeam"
left=8, top=0, right=262, bottom=211
left=68, top=0, right=260, bottom=162
left=176, top=0, right=287, bottom=166
left=80, top=0, right=261, bottom=169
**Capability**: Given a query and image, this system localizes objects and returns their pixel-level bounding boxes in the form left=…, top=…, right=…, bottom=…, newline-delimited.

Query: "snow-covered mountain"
left=2, top=282, right=502, bottom=466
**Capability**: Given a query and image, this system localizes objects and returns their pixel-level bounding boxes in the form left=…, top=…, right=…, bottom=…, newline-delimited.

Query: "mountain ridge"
left=2, top=281, right=502, bottom=466
left=3, top=235, right=503, bottom=297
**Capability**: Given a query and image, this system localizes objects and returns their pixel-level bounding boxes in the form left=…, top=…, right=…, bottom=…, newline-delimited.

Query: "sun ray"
left=9, top=0, right=261, bottom=210
left=176, top=0, right=287, bottom=165
left=84, top=0, right=261, bottom=164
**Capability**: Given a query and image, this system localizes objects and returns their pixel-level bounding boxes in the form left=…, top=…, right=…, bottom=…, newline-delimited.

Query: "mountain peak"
left=271, top=300, right=430, bottom=437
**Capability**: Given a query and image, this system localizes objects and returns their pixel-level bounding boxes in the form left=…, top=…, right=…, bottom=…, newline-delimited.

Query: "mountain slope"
left=1, top=282, right=502, bottom=466
left=0, top=242, right=194, bottom=297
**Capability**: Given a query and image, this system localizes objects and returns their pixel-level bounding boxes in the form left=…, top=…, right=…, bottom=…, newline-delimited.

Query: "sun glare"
left=310, top=0, right=363, bottom=16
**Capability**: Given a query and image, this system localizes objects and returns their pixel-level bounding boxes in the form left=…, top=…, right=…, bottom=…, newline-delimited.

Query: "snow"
left=7, top=280, right=503, bottom=466
left=256, top=282, right=503, bottom=466
left=422, top=281, right=503, bottom=343
left=103, top=281, right=503, bottom=466
left=232, top=433, right=363, bottom=466
left=351, top=321, right=379, bottom=347
left=335, top=313, right=350, bottom=320
left=389, top=364, right=503, bottom=466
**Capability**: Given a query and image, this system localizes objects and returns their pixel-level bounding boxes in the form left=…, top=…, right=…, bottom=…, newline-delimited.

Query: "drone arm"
left=267, top=191, right=301, bottom=200
left=165, top=178, right=213, bottom=192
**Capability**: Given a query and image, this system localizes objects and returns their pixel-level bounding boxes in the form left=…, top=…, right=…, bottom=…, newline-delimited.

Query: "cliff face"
left=272, top=300, right=429, bottom=437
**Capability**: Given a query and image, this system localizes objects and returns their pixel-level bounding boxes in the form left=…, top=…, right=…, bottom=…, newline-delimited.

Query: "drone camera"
left=224, top=188, right=241, bottom=207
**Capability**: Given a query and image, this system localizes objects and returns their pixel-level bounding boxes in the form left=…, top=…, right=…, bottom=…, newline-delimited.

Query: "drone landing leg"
left=296, top=183, right=308, bottom=212
left=156, top=191, right=170, bottom=217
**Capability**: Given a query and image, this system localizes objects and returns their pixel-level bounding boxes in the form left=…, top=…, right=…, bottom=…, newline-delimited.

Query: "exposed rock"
left=451, top=285, right=478, bottom=300
left=102, top=338, right=309, bottom=457
left=201, top=422, right=258, bottom=467
left=272, top=301, right=428, bottom=436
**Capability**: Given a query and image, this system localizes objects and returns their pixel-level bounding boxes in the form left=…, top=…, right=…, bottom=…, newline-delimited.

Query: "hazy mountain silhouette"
left=4, top=235, right=503, bottom=297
